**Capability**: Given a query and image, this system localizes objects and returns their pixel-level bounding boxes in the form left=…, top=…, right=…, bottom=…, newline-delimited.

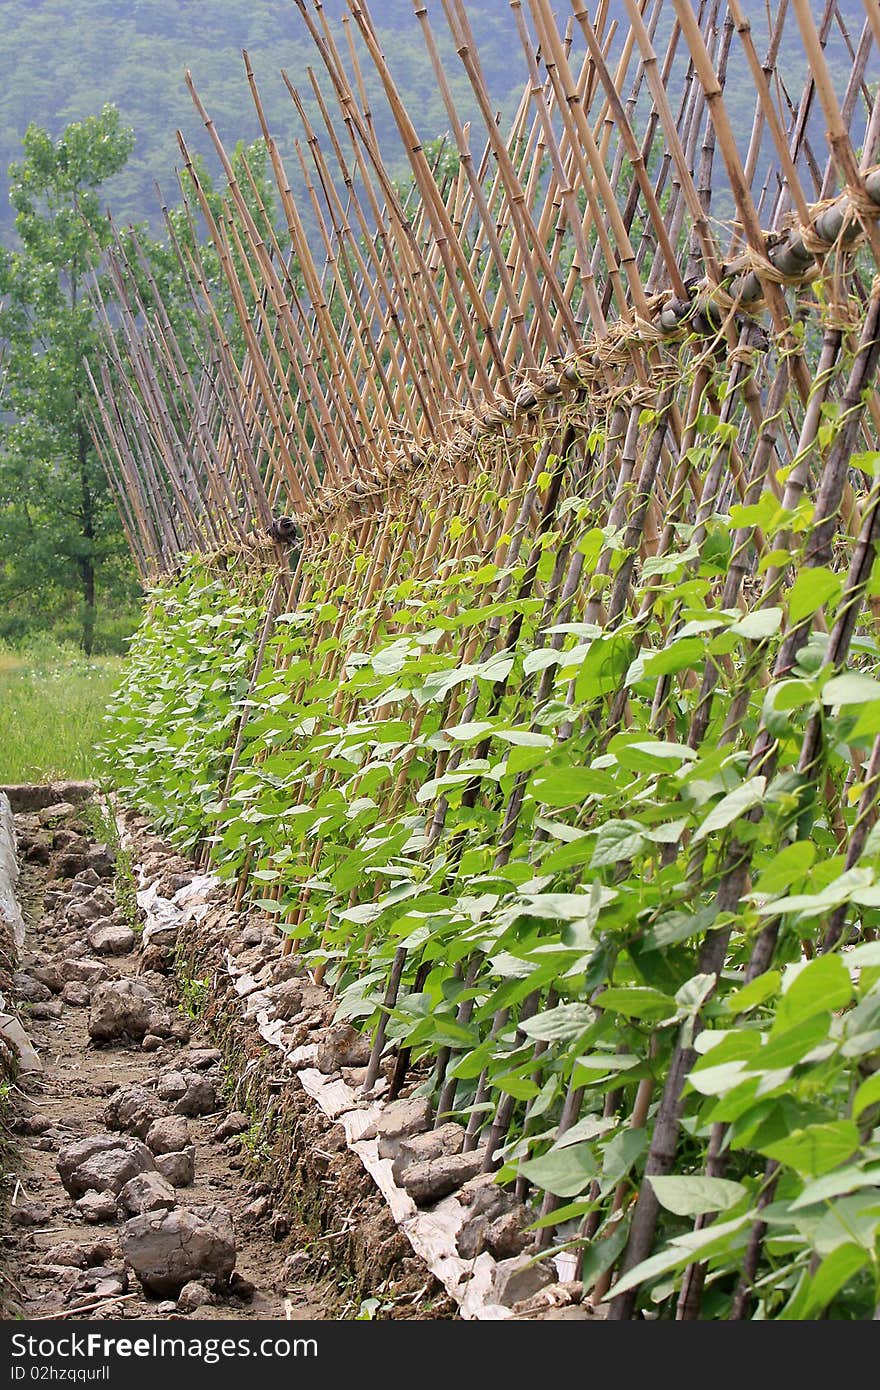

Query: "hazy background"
left=0, top=0, right=867, bottom=242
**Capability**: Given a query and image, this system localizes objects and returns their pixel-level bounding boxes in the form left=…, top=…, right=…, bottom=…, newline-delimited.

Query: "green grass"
left=0, top=642, right=123, bottom=783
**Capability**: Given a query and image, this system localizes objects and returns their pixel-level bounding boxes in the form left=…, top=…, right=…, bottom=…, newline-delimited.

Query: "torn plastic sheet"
left=0, top=793, right=25, bottom=951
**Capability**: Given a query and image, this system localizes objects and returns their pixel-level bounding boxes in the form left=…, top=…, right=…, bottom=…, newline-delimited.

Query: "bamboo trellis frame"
left=92, top=0, right=880, bottom=1319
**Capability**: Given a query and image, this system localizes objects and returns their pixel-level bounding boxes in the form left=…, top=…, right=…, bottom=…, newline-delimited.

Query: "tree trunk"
left=77, top=419, right=96, bottom=656
left=70, top=247, right=96, bottom=657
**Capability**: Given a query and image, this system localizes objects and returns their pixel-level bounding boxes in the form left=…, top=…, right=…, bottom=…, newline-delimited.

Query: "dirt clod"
left=145, top=1115, right=191, bottom=1156
left=75, top=1190, right=118, bottom=1223
left=120, top=1204, right=236, bottom=1296
left=213, top=1111, right=249, bottom=1141
left=58, top=1134, right=156, bottom=1198
left=104, top=1084, right=168, bottom=1139
left=177, top=1280, right=214, bottom=1313
left=88, top=923, right=136, bottom=956
left=117, top=1171, right=177, bottom=1216
left=154, top=1148, right=195, bottom=1187
left=88, top=978, right=164, bottom=1043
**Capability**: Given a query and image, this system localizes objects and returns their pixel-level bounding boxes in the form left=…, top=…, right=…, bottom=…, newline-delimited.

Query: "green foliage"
left=101, top=557, right=274, bottom=851
left=0, top=105, right=141, bottom=651
left=102, top=416, right=880, bottom=1317
left=175, top=955, right=211, bottom=1019
left=85, top=796, right=140, bottom=932
left=0, top=640, right=122, bottom=781
left=0, top=106, right=287, bottom=648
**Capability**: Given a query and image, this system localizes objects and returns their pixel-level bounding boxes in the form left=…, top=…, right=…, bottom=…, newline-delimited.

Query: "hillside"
left=0, top=1, right=868, bottom=241
left=0, top=0, right=527, bottom=239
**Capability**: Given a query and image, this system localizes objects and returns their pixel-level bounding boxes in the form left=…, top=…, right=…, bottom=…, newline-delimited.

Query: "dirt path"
left=1, top=794, right=339, bottom=1321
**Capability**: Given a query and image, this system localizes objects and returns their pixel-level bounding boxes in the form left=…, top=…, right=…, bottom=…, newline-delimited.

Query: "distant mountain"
left=0, top=1, right=870, bottom=242
left=0, top=0, right=527, bottom=240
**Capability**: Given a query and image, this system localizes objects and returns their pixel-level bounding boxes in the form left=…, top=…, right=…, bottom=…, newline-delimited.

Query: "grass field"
left=0, top=644, right=123, bottom=784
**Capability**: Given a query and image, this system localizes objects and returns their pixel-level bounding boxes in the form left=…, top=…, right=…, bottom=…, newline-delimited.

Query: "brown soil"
left=0, top=800, right=340, bottom=1321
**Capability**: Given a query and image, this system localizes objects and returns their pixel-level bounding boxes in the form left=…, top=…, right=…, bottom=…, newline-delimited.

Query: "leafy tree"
left=0, top=104, right=140, bottom=652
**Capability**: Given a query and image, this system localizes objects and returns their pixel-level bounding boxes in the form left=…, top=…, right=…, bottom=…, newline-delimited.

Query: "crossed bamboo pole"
left=89, top=0, right=880, bottom=1318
